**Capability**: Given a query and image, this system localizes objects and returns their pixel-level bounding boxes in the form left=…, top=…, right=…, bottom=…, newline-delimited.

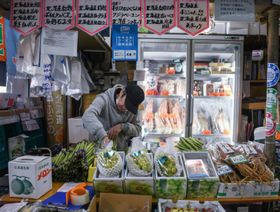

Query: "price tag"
left=242, top=144, right=257, bottom=155
left=229, top=154, right=248, bottom=165
left=217, top=165, right=233, bottom=176
left=217, top=143, right=234, bottom=154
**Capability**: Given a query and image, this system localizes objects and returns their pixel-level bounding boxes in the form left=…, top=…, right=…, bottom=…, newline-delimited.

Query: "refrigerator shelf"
left=143, top=133, right=183, bottom=138
left=192, top=134, right=232, bottom=138
left=146, top=95, right=185, bottom=99
left=193, top=96, right=233, bottom=99
left=194, top=73, right=235, bottom=79
left=146, top=73, right=186, bottom=79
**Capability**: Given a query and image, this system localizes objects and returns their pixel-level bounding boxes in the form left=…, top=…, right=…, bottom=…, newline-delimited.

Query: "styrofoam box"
left=125, top=153, right=154, bottom=196
left=9, top=155, right=52, bottom=199
left=93, top=152, right=125, bottom=196
left=157, top=199, right=226, bottom=212
left=68, top=117, right=89, bottom=144
left=155, top=153, right=187, bottom=199
left=183, top=152, right=219, bottom=198
left=217, top=180, right=279, bottom=198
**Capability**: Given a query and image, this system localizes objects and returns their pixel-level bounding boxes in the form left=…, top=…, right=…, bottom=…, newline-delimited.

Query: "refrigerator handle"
left=189, top=94, right=194, bottom=126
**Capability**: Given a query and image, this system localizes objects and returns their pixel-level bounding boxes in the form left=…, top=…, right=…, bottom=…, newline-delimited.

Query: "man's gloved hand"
left=107, top=124, right=123, bottom=140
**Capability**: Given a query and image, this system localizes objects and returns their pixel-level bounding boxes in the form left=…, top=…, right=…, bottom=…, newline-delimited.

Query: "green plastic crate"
left=4, top=122, right=22, bottom=138
left=25, top=134, right=45, bottom=152
left=0, top=126, right=9, bottom=169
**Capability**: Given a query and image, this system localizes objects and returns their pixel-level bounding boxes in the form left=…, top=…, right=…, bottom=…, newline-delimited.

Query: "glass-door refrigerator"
left=189, top=39, right=243, bottom=143
left=138, top=36, right=190, bottom=143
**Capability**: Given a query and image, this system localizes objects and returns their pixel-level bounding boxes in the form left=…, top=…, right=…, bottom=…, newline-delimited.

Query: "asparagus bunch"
left=52, top=140, right=96, bottom=182
left=175, top=137, right=204, bottom=151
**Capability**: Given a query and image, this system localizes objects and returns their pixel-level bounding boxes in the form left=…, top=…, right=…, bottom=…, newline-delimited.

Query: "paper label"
left=217, top=165, right=233, bottom=176
left=229, top=154, right=248, bottom=165
left=267, top=63, right=280, bottom=88
left=217, top=143, right=234, bottom=154
left=266, top=112, right=276, bottom=136
left=241, top=145, right=257, bottom=155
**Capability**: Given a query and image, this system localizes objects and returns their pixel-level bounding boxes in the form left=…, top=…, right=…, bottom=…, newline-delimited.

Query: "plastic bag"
left=154, top=145, right=182, bottom=177
left=126, top=138, right=153, bottom=176
left=15, top=31, right=40, bottom=76
left=51, top=55, right=71, bottom=85
left=97, top=150, right=122, bottom=177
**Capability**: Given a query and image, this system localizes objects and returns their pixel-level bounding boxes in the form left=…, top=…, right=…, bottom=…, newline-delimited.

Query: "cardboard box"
left=68, top=117, right=89, bottom=144
left=98, top=193, right=152, bottom=212
left=94, top=152, right=125, bottom=196
left=155, top=154, right=187, bottom=199
left=125, top=153, right=154, bottom=196
left=183, top=152, right=219, bottom=198
left=8, top=156, right=52, bottom=199
left=217, top=180, right=280, bottom=198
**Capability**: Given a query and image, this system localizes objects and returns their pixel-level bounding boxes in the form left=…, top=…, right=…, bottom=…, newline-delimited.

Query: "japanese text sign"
left=112, top=24, right=138, bottom=61
left=43, top=0, right=75, bottom=30
left=144, top=0, right=176, bottom=35
left=76, top=0, right=109, bottom=36
left=215, top=0, right=255, bottom=22
left=177, top=0, right=210, bottom=36
left=111, top=0, right=142, bottom=26
left=10, top=0, right=42, bottom=36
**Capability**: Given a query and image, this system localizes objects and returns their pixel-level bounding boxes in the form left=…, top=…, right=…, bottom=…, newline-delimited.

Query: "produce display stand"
left=1, top=182, right=279, bottom=204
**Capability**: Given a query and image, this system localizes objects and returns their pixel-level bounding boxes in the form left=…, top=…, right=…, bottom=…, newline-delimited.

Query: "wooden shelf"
left=249, top=80, right=266, bottom=83
left=242, top=102, right=266, bottom=110
left=2, top=182, right=280, bottom=205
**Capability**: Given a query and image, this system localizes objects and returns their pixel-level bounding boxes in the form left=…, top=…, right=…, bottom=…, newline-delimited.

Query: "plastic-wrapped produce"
left=97, top=150, right=122, bottom=177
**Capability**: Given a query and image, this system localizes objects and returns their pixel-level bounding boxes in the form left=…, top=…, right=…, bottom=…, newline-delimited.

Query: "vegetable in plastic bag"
left=97, top=150, right=122, bottom=177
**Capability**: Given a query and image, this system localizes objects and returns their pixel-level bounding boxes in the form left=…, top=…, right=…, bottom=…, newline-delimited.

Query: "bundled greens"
left=175, top=137, right=204, bottom=151
left=52, top=140, right=95, bottom=182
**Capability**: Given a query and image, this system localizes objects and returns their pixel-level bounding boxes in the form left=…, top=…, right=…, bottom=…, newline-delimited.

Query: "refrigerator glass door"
left=139, top=39, right=189, bottom=139
left=191, top=42, right=242, bottom=143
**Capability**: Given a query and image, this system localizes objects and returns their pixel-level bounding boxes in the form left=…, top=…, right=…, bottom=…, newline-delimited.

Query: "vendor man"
left=82, top=83, right=145, bottom=151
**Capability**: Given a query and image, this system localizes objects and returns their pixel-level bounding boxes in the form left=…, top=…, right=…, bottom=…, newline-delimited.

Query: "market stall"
left=0, top=0, right=279, bottom=211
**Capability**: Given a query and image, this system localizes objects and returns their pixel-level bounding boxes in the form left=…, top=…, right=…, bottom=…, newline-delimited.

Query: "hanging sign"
left=111, top=0, right=142, bottom=26
left=10, top=0, right=42, bottom=35
left=267, top=63, right=280, bottom=88
left=0, top=17, right=6, bottom=62
left=215, top=0, right=255, bottom=22
left=177, top=0, right=209, bottom=36
left=76, top=0, right=109, bottom=36
left=43, top=0, right=75, bottom=30
left=143, top=0, right=176, bottom=35
left=112, top=24, right=138, bottom=61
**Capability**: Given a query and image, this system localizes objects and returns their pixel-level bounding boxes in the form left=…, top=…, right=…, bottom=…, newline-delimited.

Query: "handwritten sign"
left=111, top=0, right=141, bottom=26
left=177, top=0, right=209, bottom=36
left=10, top=0, right=42, bottom=35
left=0, top=17, right=6, bottom=62
left=215, top=0, right=255, bottom=22
left=76, top=0, right=109, bottom=36
left=43, top=0, right=75, bottom=30
left=144, top=0, right=176, bottom=35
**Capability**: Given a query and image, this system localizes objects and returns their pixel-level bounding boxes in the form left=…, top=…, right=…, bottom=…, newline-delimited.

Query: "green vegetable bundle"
left=155, top=152, right=181, bottom=177
left=97, top=150, right=122, bottom=177
left=175, top=137, right=204, bottom=151
left=126, top=151, right=153, bottom=176
left=52, top=140, right=95, bottom=182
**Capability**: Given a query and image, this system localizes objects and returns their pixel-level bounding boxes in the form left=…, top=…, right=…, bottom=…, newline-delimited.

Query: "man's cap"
left=125, top=85, right=145, bottom=114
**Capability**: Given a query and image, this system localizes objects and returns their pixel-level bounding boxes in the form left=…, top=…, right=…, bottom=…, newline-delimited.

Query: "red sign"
left=110, top=0, right=142, bottom=26
left=37, top=168, right=51, bottom=180
left=76, top=0, right=109, bottom=36
left=177, top=0, right=210, bottom=36
left=10, top=0, right=42, bottom=36
left=0, top=16, right=6, bottom=62
left=43, top=0, right=75, bottom=30
left=143, top=0, right=176, bottom=35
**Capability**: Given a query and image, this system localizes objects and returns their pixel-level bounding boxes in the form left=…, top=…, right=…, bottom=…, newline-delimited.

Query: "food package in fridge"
left=158, top=80, right=175, bottom=96
left=145, top=75, right=159, bottom=96
left=154, top=99, right=184, bottom=134
left=212, top=107, right=231, bottom=135
left=192, top=106, right=212, bottom=135
left=193, top=80, right=203, bottom=96
left=143, top=99, right=154, bottom=132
